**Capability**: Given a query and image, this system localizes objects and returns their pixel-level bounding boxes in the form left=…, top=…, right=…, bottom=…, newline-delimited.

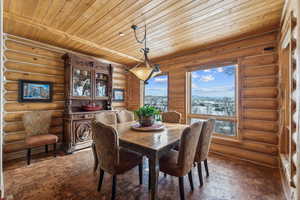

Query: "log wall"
left=278, top=0, right=300, bottom=199
left=128, top=31, right=280, bottom=167
left=3, top=35, right=128, bottom=160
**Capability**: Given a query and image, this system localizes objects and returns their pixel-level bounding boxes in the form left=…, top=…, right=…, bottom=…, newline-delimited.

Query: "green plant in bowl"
left=134, top=105, right=160, bottom=127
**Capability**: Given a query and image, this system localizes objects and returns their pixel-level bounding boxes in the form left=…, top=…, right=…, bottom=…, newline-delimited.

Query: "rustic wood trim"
left=0, top=0, right=4, bottom=196
left=187, top=114, right=237, bottom=122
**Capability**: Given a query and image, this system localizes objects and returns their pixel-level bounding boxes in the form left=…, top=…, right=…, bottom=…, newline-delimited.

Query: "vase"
left=139, top=116, right=155, bottom=127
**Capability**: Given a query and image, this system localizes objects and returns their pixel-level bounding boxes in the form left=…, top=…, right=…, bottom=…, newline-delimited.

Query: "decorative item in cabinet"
left=73, top=68, right=91, bottom=97
left=95, top=72, right=108, bottom=98
left=62, top=53, right=113, bottom=153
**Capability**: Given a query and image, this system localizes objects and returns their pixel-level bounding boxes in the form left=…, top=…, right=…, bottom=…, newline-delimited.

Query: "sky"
left=191, top=65, right=236, bottom=98
left=145, top=75, right=168, bottom=96
left=144, top=65, right=236, bottom=97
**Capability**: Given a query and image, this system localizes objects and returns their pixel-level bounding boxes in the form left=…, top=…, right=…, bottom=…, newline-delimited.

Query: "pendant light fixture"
left=129, top=24, right=161, bottom=84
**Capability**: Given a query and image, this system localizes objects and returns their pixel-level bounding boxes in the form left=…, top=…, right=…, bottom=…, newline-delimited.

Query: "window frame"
left=187, top=64, right=239, bottom=139
left=143, top=73, right=169, bottom=112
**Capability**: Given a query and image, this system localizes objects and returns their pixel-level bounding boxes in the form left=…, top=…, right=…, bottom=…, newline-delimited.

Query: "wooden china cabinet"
left=62, top=53, right=113, bottom=153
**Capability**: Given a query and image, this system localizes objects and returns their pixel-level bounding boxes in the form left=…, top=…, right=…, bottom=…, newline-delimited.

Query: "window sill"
left=212, top=135, right=242, bottom=145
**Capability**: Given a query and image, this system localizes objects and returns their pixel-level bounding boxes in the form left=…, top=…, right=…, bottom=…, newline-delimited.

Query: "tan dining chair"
left=23, top=111, right=58, bottom=165
left=161, top=111, right=182, bottom=123
left=92, top=121, right=143, bottom=200
left=116, top=110, right=135, bottom=123
left=161, top=111, right=182, bottom=177
left=93, top=111, right=118, bottom=173
left=159, top=121, right=204, bottom=200
left=195, top=119, right=215, bottom=187
left=95, top=111, right=118, bottom=125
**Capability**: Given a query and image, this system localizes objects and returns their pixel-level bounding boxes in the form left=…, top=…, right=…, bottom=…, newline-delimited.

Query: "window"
left=144, top=74, right=168, bottom=112
left=189, top=65, right=237, bottom=136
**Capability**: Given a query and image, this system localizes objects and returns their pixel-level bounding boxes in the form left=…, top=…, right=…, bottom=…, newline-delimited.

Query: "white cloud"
left=217, top=67, right=224, bottom=72
left=154, top=77, right=167, bottom=82
left=192, top=73, right=200, bottom=78
left=200, top=75, right=215, bottom=82
left=204, top=69, right=211, bottom=72
left=192, top=83, right=198, bottom=89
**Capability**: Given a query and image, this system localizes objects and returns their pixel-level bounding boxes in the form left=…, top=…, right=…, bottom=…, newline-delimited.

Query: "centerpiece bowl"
left=131, top=123, right=165, bottom=132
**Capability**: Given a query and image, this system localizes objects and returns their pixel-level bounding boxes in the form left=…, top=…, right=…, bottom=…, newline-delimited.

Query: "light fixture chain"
left=133, top=25, right=147, bottom=45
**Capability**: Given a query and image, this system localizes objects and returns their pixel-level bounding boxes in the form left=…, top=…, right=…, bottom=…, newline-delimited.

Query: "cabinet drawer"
left=73, top=114, right=94, bottom=120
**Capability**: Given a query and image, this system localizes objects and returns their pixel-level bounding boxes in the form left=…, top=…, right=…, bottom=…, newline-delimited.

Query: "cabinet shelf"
left=95, top=96, right=109, bottom=100
left=96, top=78, right=108, bottom=81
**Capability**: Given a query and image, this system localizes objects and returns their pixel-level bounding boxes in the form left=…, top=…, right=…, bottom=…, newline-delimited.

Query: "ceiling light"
left=129, top=24, right=161, bottom=84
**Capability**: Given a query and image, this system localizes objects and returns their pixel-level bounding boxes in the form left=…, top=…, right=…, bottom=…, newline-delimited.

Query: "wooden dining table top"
left=116, top=121, right=188, bottom=151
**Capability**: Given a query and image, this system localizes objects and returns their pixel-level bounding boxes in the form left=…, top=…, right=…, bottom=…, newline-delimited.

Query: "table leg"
left=148, top=154, right=159, bottom=200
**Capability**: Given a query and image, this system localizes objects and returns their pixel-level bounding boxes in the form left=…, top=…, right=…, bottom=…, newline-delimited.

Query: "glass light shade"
left=129, top=65, right=154, bottom=81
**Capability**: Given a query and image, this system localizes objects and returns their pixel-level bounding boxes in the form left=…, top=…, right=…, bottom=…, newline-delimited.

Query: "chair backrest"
left=194, top=119, right=215, bottom=162
left=117, top=110, right=134, bottom=123
left=95, top=111, right=117, bottom=126
left=177, top=121, right=203, bottom=175
left=92, top=120, right=119, bottom=174
left=23, top=111, right=52, bottom=137
left=162, top=111, right=182, bottom=123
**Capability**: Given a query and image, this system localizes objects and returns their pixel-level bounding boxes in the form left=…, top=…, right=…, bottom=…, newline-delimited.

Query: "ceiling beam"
left=3, top=12, right=142, bottom=63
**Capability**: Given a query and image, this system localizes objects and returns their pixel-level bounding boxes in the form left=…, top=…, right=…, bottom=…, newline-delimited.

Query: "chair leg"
left=27, top=148, right=31, bottom=165
left=204, top=159, right=209, bottom=177
left=138, top=162, right=143, bottom=185
left=111, top=175, right=117, bottom=200
left=197, top=162, right=203, bottom=187
left=148, top=163, right=151, bottom=190
left=97, top=169, right=104, bottom=192
left=92, top=143, right=98, bottom=173
left=53, top=143, right=57, bottom=157
left=45, top=145, right=48, bottom=153
left=179, top=176, right=185, bottom=200
left=188, top=171, right=194, bottom=191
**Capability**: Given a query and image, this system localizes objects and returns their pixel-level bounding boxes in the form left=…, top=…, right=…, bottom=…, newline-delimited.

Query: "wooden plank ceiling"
left=4, top=0, right=284, bottom=65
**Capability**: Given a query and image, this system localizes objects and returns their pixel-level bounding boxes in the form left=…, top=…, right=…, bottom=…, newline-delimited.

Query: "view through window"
left=144, top=74, right=168, bottom=112
left=190, top=65, right=237, bottom=136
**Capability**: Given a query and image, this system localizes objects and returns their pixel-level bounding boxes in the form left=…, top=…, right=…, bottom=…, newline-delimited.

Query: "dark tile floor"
left=4, top=149, right=285, bottom=200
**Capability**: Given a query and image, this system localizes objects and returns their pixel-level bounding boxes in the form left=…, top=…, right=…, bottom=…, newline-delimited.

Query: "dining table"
left=116, top=121, right=188, bottom=200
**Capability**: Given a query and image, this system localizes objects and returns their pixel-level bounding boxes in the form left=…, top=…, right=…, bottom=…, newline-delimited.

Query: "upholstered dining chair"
left=161, top=111, right=182, bottom=123
left=95, top=111, right=118, bottom=126
left=116, top=110, right=135, bottom=123
left=93, top=111, right=118, bottom=173
left=195, top=119, right=215, bottom=187
left=161, top=111, right=182, bottom=178
left=159, top=121, right=204, bottom=200
left=92, top=121, right=143, bottom=200
left=23, top=111, right=58, bottom=165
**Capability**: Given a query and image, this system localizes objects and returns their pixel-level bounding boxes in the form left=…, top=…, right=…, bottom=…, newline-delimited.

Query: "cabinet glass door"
left=72, top=68, right=91, bottom=97
left=95, top=72, right=108, bottom=97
